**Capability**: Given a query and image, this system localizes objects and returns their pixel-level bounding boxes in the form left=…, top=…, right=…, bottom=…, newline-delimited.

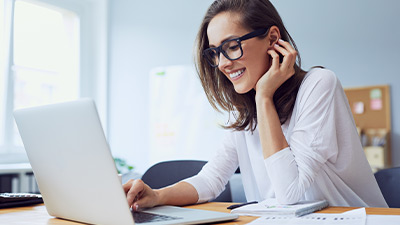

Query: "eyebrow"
left=209, top=35, right=240, bottom=48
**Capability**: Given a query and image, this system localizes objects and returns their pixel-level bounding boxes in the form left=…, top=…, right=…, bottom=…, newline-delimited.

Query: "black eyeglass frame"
left=203, top=27, right=270, bottom=68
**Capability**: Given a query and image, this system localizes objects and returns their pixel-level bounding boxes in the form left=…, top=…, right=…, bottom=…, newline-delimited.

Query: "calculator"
left=0, top=193, right=43, bottom=208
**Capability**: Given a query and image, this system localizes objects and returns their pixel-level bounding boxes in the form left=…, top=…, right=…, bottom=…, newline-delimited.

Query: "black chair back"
left=374, top=167, right=400, bottom=208
left=141, top=160, right=232, bottom=202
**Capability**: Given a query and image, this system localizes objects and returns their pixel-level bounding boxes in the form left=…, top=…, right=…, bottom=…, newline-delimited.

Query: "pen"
left=227, top=201, right=258, bottom=210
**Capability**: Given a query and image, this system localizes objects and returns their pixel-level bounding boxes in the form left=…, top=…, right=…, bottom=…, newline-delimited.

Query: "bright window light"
left=13, top=0, right=80, bottom=109
left=11, top=0, right=80, bottom=146
left=0, top=0, right=5, bottom=146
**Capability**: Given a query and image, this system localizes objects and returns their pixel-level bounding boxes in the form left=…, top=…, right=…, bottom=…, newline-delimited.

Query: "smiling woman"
left=122, top=0, right=388, bottom=210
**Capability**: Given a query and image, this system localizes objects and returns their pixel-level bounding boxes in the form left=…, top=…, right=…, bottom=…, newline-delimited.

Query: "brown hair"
left=195, top=0, right=306, bottom=131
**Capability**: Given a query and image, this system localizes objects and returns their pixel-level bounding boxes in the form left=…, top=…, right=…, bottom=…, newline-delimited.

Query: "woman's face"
left=207, top=12, right=271, bottom=94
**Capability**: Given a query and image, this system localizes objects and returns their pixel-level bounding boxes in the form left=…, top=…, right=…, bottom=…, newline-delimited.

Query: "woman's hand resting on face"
left=123, top=179, right=160, bottom=211
left=255, top=39, right=297, bottom=101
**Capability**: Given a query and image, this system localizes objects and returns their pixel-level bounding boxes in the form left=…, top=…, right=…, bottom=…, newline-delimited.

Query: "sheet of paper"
left=246, top=208, right=366, bottom=225
left=366, top=215, right=400, bottom=225
left=353, top=101, right=364, bottom=114
left=370, top=99, right=383, bottom=110
left=370, top=89, right=382, bottom=99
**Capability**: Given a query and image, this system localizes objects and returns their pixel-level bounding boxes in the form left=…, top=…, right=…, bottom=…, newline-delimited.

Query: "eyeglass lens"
left=205, top=40, right=242, bottom=67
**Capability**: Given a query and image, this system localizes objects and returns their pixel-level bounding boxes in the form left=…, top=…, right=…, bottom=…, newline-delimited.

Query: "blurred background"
left=1, top=0, right=400, bottom=192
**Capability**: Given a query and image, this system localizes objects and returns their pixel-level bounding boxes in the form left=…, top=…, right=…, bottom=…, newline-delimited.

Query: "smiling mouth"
left=229, top=69, right=245, bottom=79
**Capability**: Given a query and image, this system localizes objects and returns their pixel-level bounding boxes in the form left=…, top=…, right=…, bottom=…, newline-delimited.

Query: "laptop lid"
left=14, top=99, right=238, bottom=225
left=14, top=99, right=134, bottom=225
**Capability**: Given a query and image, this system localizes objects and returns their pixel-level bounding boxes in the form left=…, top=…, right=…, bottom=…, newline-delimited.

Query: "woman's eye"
left=229, top=45, right=239, bottom=50
left=210, top=50, right=218, bottom=58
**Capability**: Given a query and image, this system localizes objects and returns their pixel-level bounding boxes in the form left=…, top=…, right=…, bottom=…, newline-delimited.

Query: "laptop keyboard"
left=131, top=211, right=182, bottom=223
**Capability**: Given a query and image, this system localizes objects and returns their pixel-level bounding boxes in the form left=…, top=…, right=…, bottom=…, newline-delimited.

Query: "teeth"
left=229, top=69, right=244, bottom=79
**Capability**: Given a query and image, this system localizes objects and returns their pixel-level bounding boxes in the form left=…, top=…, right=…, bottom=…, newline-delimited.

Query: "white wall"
left=108, top=0, right=400, bottom=174
left=108, top=0, right=214, bottom=173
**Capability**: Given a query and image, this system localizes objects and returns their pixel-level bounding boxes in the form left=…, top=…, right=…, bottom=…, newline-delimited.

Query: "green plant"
left=114, top=157, right=134, bottom=174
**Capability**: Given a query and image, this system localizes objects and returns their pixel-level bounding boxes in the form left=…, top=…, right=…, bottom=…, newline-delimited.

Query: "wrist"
left=154, top=189, right=164, bottom=206
left=255, top=94, right=274, bottom=106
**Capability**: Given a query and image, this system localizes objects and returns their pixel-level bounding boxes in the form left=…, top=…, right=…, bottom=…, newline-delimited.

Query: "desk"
left=1, top=203, right=400, bottom=225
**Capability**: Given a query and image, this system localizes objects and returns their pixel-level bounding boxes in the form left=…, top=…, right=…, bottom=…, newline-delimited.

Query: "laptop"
left=13, top=99, right=238, bottom=225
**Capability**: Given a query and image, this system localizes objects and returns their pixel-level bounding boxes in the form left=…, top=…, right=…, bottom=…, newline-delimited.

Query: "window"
left=0, top=0, right=108, bottom=163
left=13, top=1, right=80, bottom=108
left=0, top=0, right=6, bottom=148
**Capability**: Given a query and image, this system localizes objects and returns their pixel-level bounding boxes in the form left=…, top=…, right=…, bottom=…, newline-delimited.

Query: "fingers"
left=133, top=194, right=154, bottom=210
left=274, top=39, right=297, bottom=71
left=124, top=179, right=159, bottom=211
left=273, top=43, right=290, bottom=56
left=258, top=39, right=297, bottom=98
left=276, top=39, right=297, bottom=56
left=123, top=179, right=134, bottom=193
left=267, top=49, right=280, bottom=71
left=125, top=179, right=145, bottom=207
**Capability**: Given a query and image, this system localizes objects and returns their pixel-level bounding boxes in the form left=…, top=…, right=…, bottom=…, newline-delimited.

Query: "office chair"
left=141, top=160, right=233, bottom=202
left=374, top=167, right=400, bottom=208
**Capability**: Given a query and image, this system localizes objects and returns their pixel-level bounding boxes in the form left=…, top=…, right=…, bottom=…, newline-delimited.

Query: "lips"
left=229, top=69, right=245, bottom=80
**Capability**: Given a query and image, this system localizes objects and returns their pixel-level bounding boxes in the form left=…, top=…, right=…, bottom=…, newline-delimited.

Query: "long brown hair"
left=195, top=0, right=306, bottom=131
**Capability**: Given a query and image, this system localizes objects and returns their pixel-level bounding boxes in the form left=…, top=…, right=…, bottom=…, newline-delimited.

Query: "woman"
left=124, top=0, right=388, bottom=210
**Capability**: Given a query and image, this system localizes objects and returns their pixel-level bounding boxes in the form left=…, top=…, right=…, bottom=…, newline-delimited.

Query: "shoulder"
left=298, top=68, right=338, bottom=98
left=302, top=67, right=338, bottom=89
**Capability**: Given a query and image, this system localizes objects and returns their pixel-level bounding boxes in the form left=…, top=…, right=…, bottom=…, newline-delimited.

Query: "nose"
left=218, top=52, right=233, bottom=71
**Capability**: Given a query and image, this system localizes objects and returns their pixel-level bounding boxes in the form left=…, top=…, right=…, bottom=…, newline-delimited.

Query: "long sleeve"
left=184, top=131, right=239, bottom=202
left=264, top=69, right=341, bottom=204
left=187, top=68, right=387, bottom=207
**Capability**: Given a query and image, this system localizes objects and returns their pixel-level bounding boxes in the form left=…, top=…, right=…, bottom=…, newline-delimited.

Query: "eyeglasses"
left=203, top=27, right=270, bottom=68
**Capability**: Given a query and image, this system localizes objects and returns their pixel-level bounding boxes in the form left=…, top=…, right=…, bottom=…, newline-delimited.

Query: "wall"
left=270, top=0, right=400, bottom=167
left=108, top=0, right=400, bottom=173
left=108, top=0, right=214, bottom=173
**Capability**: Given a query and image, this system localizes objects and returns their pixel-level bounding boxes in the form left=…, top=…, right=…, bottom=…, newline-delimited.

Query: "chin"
left=233, top=85, right=252, bottom=94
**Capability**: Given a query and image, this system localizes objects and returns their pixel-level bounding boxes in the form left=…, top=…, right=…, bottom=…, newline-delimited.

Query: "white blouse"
left=184, top=68, right=388, bottom=207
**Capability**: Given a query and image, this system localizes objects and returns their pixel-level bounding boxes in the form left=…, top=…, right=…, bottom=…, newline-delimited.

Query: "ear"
left=266, top=25, right=281, bottom=48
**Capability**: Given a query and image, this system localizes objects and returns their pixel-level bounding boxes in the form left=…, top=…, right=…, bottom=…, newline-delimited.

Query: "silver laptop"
left=13, top=99, right=238, bottom=225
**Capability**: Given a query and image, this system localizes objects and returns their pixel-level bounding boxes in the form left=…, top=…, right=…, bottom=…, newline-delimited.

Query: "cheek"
left=243, top=49, right=271, bottom=78
left=259, top=53, right=271, bottom=73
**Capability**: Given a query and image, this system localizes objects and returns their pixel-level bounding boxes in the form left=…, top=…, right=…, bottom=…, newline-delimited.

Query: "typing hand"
left=123, top=179, right=160, bottom=211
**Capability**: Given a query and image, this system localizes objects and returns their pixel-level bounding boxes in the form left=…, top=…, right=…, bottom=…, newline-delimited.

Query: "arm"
left=255, top=39, right=296, bottom=159
left=123, top=179, right=198, bottom=210
left=256, top=97, right=288, bottom=159
left=184, top=131, right=239, bottom=202
left=255, top=40, right=338, bottom=204
left=157, top=181, right=199, bottom=205
left=124, top=131, right=239, bottom=209
left=260, top=68, right=340, bottom=204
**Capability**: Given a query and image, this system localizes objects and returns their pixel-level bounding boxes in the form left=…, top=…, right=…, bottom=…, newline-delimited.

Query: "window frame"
left=0, top=0, right=108, bottom=163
